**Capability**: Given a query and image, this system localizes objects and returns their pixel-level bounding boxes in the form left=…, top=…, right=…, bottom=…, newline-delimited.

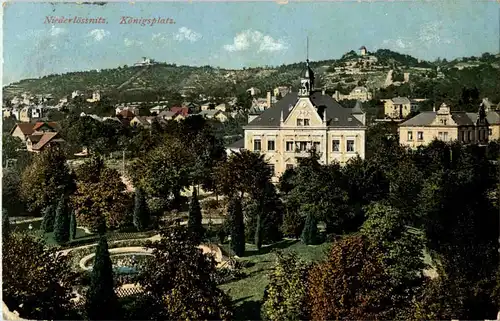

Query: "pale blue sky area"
left=3, top=1, right=499, bottom=84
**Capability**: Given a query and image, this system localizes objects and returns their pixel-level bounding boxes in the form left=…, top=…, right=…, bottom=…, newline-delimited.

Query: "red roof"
left=33, top=121, right=58, bottom=131
left=119, top=110, right=135, bottom=118
left=32, top=132, right=64, bottom=151
left=170, top=106, right=190, bottom=117
left=11, top=123, right=35, bottom=136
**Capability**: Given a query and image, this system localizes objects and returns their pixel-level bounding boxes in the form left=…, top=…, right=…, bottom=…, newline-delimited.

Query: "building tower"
left=299, top=37, right=315, bottom=97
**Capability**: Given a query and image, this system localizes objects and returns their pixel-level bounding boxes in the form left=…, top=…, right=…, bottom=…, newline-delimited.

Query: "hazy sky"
left=3, top=1, right=499, bottom=84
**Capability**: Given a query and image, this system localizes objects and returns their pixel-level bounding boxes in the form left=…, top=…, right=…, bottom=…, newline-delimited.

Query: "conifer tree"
left=133, top=188, right=149, bottom=232
left=54, top=194, right=70, bottom=245
left=41, top=204, right=56, bottom=233
left=3, top=208, right=11, bottom=241
left=228, top=197, right=245, bottom=256
left=69, top=209, right=77, bottom=240
left=86, top=236, right=120, bottom=320
left=301, top=212, right=318, bottom=245
left=187, top=188, right=204, bottom=242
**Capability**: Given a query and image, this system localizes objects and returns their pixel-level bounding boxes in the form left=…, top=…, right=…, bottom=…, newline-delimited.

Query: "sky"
left=2, top=1, right=499, bottom=85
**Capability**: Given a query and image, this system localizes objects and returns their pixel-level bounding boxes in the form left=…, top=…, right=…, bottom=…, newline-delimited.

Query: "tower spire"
left=306, top=36, right=309, bottom=62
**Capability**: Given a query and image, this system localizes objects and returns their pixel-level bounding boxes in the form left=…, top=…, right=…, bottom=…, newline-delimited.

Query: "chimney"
left=267, top=91, right=271, bottom=108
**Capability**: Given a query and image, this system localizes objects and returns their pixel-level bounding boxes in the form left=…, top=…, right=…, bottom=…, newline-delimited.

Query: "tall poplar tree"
left=86, top=236, right=120, bottom=320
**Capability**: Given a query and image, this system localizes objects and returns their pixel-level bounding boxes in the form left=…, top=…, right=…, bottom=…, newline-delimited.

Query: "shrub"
left=261, top=252, right=310, bottom=321
left=281, top=210, right=305, bottom=238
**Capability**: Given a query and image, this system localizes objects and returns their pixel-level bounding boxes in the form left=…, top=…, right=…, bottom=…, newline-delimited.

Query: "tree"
left=228, top=197, right=245, bottom=257
left=187, top=188, right=204, bottom=242
left=3, top=233, right=78, bottom=320
left=261, top=252, right=310, bottom=321
left=2, top=168, right=24, bottom=215
left=301, top=212, right=318, bottom=245
left=86, top=236, right=121, bottom=320
left=41, top=204, right=56, bottom=233
left=20, top=146, right=74, bottom=213
left=2, top=134, right=24, bottom=167
left=307, top=235, right=397, bottom=320
left=69, top=209, right=77, bottom=240
left=417, top=145, right=499, bottom=319
left=361, top=202, right=427, bottom=317
left=133, top=187, right=149, bottom=232
left=72, top=156, right=131, bottom=231
left=54, top=194, right=70, bottom=245
left=281, top=209, right=305, bottom=238
left=3, top=208, right=11, bottom=241
left=245, top=182, right=284, bottom=247
left=132, top=137, right=193, bottom=209
left=137, top=223, right=233, bottom=320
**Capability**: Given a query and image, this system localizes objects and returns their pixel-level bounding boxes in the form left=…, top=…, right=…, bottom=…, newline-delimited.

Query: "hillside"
left=3, top=49, right=500, bottom=105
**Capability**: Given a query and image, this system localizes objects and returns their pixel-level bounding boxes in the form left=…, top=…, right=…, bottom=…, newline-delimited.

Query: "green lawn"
left=219, top=239, right=332, bottom=320
left=44, top=228, right=90, bottom=245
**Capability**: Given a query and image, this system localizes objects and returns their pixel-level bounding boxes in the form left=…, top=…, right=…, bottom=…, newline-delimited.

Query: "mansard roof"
left=245, top=91, right=365, bottom=128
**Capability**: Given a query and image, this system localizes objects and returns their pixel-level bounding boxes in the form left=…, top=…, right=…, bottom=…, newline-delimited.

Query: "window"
left=267, top=140, right=275, bottom=151
left=286, top=141, right=294, bottom=151
left=296, top=119, right=303, bottom=126
left=313, top=141, right=320, bottom=150
left=467, top=131, right=472, bottom=141
left=332, top=140, right=340, bottom=152
left=461, top=131, right=465, bottom=142
left=253, top=139, right=261, bottom=151
left=346, top=139, right=355, bottom=152
left=438, top=132, right=443, bottom=140
left=407, top=131, right=413, bottom=141
left=489, top=129, right=493, bottom=136
left=267, top=164, right=275, bottom=175
left=298, top=142, right=308, bottom=151
left=304, top=119, right=310, bottom=126
left=417, top=132, right=424, bottom=141
left=286, top=164, right=294, bottom=170
left=443, top=132, right=448, bottom=141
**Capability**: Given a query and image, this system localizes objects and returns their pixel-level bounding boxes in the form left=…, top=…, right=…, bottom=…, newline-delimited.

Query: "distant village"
left=3, top=49, right=500, bottom=163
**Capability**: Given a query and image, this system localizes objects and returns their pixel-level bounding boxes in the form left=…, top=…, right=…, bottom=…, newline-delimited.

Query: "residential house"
left=10, top=96, right=22, bottom=105
left=10, top=121, right=58, bottom=142
left=19, top=106, right=46, bottom=123
left=214, top=103, right=227, bottom=112
left=274, top=86, right=291, bottom=98
left=359, top=45, right=368, bottom=56
left=247, top=105, right=265, bottom=124
left=118, top=109, right=136, bottom=119
left=115, top=105, right=139, bottom=116
left=72, top=90, right=83, bottom=99
left=225, top=138, right=244, bottom=156
left=398, top=103, right=489, bottom=148
left=252, top=92, right=277, bottom=110
left=243, top=59, right=367, bottom=181
left=486, top=111, right=500, bottom=140
left=198, top=110, right=229, bottom=122
left=130, top=116, right=156, bottom=128
left=201, top=102, right=216, bottom=111
left=246, top=87, right=261, bottom=96
left=170, top=106, right=190, bottom=117
left=86, top=91, right=101, bottom=103
left=157, top=110, right=178, bottom=121
left=183, top=102, right=200, bottom=113
left=383, top=97, right=421, bottom=119
left=149, top=105, right=166, bottom=115
left=10, top=121, right=62, bottom=152
left=26, top=132, right=65, bottom=153
left=333, top=86, right=373, bottom=102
